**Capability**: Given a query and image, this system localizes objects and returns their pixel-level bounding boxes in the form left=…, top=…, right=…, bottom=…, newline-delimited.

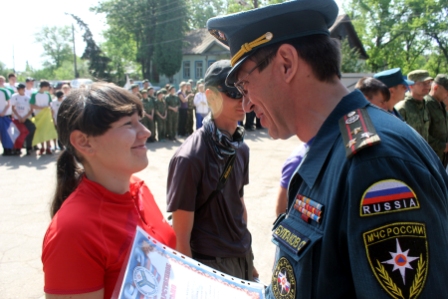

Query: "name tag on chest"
left=273, top=222, right=310, bottom=256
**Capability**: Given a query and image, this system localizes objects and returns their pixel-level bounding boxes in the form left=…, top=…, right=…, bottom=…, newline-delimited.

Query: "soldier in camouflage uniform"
left=166, top=86, right=180, bottom=140
left=395, top=70, right=433, bottom=141
left=185, top=82, right=195, bottom=135
left=155, top=88, right=167, bottom=142
left=147, top=87, right=157, bottom=142
left=425, top=74, right=448, bottom=166
left=141, top=88, right=156, bottom=143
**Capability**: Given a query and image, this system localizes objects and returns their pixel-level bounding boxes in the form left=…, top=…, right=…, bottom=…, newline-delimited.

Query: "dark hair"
left=8, top=73, right=16, bottom=79
left=39, top=80, right=50, bottom=88
left=55, top=91, right=64, bottom=98
left=355, top=77, right=391, bottom=102
left=51, top=82, right=143, bottom=218
left=249, top=34, right=341, bottom=83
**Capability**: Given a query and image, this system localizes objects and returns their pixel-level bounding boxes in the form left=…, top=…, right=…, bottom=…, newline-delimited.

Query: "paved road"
left=0, top=128, right=300, bottom=299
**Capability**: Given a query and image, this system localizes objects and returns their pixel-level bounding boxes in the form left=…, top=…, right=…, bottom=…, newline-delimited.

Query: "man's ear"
left=276, top=44, right=300, bottom=84
left=70, top=130, right=94, bottom=157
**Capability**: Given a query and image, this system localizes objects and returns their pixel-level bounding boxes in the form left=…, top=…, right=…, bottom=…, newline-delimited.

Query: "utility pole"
left=12, top=45, right=15, bottom=73
left=72, top=24, right=79, bottom=78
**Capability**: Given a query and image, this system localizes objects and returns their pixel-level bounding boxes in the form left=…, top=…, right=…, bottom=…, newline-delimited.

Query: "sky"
left=1, top=0, right=345, bottom=73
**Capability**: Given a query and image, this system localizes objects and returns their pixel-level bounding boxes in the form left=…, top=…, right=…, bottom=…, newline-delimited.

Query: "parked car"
left=71, top=78, right=93, bottom=89
left=52, top=80, right=71, bottom=93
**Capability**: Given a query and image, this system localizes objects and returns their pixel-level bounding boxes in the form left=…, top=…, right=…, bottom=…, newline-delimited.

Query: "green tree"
left=35, top=26, right=72, bottom=69
left=0, top=61, right=14, bottom=77
left=188, top=0, right=225, bottom=28
left=340, top=39, right=369, bottom=73
left=345, top=0, right=446, bottom=74
left=153, top=0, right=189, bottom=81
left=94, top=0, right=159, bottom=81
left=69, top=14, right=112, bottom=81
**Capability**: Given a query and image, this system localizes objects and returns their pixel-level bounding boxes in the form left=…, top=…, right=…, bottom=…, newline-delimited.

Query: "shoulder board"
left=338, top=108, right=381, bottom=158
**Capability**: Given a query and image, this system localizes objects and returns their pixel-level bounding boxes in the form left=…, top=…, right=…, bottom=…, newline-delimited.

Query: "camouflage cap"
left=434, top=74, right=448, bottom=90
left=407, top=70, right=433, bottom=82
left=157, top=88, right=167, bottom=96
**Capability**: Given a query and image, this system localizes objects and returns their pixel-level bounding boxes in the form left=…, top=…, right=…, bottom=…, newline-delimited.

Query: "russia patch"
left=360, top=180, right=419, bottom=217
left=363, top=222, right=428, bottom=299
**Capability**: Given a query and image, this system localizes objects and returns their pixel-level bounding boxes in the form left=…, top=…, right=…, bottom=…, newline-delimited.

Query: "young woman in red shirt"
left=42, top=83, right=176, bottom=299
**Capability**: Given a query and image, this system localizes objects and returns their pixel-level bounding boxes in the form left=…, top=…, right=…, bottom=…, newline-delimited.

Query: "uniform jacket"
left=425, top=94, right=448, bottom=164
left=395, top=96, right=430, bottom=141
left=267, top=90, right=448, bottom=299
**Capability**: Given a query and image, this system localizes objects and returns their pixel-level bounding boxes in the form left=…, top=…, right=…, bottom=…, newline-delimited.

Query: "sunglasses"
left=217, top=87, right=243, bottom=99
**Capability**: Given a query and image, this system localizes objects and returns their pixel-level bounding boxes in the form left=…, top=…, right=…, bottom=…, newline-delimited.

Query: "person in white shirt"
left=0, top=86, right=12, bottom=155
left=30, top=80, right=53, bottom=155
left=7, top=73, right=17, bottom=93
left=0, top=76, right=14, bottom=116
left=50, top=91, right=64, bottom=150
left=11, top=84, right=36, bottom=155
left=25, top=77, right=37, bottom=98
left=193, top=83, right=208, bottom=129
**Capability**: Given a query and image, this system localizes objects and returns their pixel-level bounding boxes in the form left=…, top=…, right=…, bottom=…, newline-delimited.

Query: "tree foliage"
left=153, top=0, right=189, bottom=81
left=95, top=0, right=188, bottom=82
left=35, top=26, right=73, bottom=69
left=340, top=39, right=369, bottom=73
left=95, top=0, right=160, bottom=81
left=345, top=0, right=448, bottom=74
left=69, top=14, right=112, bottom=81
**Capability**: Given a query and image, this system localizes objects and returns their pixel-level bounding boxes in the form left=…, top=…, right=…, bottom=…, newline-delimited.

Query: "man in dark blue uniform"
left=207, top=0, right=448, bottom=298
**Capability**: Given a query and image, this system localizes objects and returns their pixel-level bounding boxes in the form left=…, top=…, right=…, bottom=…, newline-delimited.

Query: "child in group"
left=154, top=89, right=167, bottom=142
left=50, top=91, right=64, bottom=150
left=11, top=84, right=36, bottom=155
left=0, top=86, right=12, bottom=155
left=141, top=89, right=155, bottom=143
left=30, top=80, right=54, bottom=155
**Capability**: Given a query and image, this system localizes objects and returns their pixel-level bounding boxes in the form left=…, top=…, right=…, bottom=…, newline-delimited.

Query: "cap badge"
left=230, top=32, right=274, bottom=66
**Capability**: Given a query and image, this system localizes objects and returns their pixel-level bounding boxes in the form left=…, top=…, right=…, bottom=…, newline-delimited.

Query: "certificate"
left=117, top=226, right=265, bottom=299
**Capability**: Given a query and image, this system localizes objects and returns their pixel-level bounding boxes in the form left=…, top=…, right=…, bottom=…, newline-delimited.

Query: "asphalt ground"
left=0, top=128, right=300, bottom=299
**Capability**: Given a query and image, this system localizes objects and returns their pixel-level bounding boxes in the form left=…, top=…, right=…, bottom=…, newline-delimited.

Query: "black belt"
left=192, top=251, right=218, bottom=260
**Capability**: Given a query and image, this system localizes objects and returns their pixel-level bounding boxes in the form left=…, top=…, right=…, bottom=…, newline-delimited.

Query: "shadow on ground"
left=0, top=152, right=56, bottom=170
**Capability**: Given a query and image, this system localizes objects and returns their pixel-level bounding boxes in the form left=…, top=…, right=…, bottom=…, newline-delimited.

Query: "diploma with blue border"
left=118, top=226, right=265, bottom=299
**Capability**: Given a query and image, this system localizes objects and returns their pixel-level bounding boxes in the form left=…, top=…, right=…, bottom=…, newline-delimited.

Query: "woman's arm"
left=46, top=289, right=104, bottom=299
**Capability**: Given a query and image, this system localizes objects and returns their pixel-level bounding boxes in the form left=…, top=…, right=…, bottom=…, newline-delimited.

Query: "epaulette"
left=338, top=108, right=381, bottom=158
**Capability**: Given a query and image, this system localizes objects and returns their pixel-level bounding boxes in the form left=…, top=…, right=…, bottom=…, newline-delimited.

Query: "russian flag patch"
left=360, top=180, right=420, bottom=217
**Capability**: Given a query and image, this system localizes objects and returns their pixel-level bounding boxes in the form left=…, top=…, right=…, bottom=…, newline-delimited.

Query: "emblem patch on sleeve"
left=272, top=257, right=296, bottom=299
left=360, top=180, right=420, bottom=217
left=363, top=222, right=428, bottom=299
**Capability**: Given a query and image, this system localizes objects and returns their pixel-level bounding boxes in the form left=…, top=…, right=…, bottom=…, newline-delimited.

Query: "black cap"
left=17, top=83, right=26, bottom=89
left=25, top=77, right=34, bottom=82
left=204, top=60, right=240, bottom=94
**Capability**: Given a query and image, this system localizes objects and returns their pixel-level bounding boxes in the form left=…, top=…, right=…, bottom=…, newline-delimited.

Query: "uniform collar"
left=297, top=90, right=369, bottom=189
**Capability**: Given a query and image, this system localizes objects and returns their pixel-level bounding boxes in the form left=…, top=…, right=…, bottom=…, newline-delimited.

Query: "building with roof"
left=160, top=14, right=367, bottom=87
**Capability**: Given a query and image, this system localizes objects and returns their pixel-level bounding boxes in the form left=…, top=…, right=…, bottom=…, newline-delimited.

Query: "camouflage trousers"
left=141, top=116, right=155, bottom=142
left=186, top=108, right=194, bottom=135
left=167, top=110, right=179, bottom=140
left=155, top=116, right=166, bottom=141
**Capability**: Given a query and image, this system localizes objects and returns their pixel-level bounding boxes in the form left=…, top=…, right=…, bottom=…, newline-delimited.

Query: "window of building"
left=208, top=60, right=216, bottom=68
left=183, top=61, right=190, bottom=78
left=195, top=61, right=203, bottom=79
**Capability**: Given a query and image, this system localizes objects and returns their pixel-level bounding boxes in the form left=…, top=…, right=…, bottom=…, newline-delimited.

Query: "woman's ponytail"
left=50, top=150, right=83, bottom=218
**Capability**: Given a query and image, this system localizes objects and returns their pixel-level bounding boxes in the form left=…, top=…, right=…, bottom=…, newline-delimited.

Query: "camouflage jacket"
left=395, top=96, right=430, bottom=141
left=165, top=94, right=180, bottom=108
left=425, top=94, right=448, bottom=162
